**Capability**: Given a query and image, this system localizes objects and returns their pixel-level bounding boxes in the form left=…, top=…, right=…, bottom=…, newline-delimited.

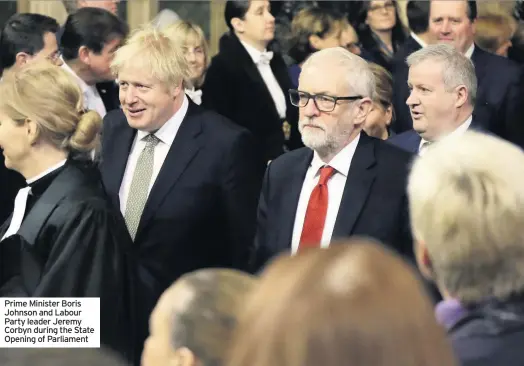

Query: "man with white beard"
left=252, top=47, right=414, bottom=271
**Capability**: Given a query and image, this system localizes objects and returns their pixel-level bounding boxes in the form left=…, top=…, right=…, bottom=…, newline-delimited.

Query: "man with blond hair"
left=409, top=130, right=524, bottom=365
left=100, top=26, right=263, bottom=363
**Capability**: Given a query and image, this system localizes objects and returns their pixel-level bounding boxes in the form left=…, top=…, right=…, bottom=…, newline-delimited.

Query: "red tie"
left=298, top=166, right=335, bottom=251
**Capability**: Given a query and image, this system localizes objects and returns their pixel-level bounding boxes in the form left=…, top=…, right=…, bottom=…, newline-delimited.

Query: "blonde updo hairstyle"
left=0, top=61, right=102, bottom=159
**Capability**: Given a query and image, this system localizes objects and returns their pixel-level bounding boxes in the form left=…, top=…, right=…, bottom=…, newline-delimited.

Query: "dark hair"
left=224, top=0, right=252, bottom=31
left=356, top=0, right=406, bottom=48
left=61, top=7, right=128, bottom=61
left=0, top=13, right=59, bottom=72
left=288, top=7, right=347, bottom=64
left=407, top=1, right=430, bottom=34
left=466, top=0, right=477, bottom=22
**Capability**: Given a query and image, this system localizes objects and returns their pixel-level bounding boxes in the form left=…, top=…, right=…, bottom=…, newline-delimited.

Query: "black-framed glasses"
left=289, top=89, right=363, bottom=112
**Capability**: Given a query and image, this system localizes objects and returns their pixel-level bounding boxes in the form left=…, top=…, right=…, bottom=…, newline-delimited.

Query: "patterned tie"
left=298, top=166, right=336, bottom=251
left=124, top=134, right=160, bottom=240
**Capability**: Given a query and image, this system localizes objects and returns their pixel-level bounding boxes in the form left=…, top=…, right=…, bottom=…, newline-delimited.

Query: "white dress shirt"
left=291, top=134, right=361, bottom=254
left=464, top=43, right=475, bottom=59
left=61, top=61, right=107, bottom=118
left=418, top=115, right=473, bottom=155
left=185, top=87, right=202, bottom=105
left=411, top=32, right=427, bottom=48
left=240, top=40, right=287, bottom=119
left=118, top=95, right=189, bottom=215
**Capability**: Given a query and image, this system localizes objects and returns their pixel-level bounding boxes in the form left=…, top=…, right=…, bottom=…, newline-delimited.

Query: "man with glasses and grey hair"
left=252, top=47, right=413, bottom=271
left=389, top=43, right=478, bottom=155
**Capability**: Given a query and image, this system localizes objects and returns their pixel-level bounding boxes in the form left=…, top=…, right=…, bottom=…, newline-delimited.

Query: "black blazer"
left=202, top=32, right=302, bottom=163
left=0, top=157, right=25, bottom=224
left=97, top=81, right=120, bottom=113
left=0, top=160, right=132, bottom=360
left=391, top=35, right=423, bottom=133
left=253, top=133, right=414, bottom=271
left=392, top=44, right=524, bottom=147
left=100, top=102, right=263, bottom=363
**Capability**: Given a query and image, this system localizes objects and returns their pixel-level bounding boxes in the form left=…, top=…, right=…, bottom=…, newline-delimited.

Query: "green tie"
left=124, top=134, right=160, bottom=240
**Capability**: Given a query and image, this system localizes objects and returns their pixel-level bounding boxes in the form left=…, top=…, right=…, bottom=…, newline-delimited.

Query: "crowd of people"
left=1, top=0, right=524, bottom=365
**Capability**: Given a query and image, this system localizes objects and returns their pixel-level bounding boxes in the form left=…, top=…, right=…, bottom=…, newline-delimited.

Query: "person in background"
left=60, top=7, right=128, bottom=118
left=429, top=0, right=524, bottom=148
left=355, top=0, right=406, bottom=72
left=475, top=12, right=517, bottom=57
left=0, top=62, right=132, bottom=360
left=163, top=20, right=209, bottom=105
left=228, top=239, right=458, bottom=366
left=1, top=348, right=129, bottom=366
left=0, top=13, right=62, bottom=227
left=142, top=269, right=257, bottom=366
left=202, top=0, right=302, bottom=165
left=62, top=0, right=120, bottom=15
left=364, top=63, right=395, bottom=140
left=287, top=7, right=357, bottom=88
left=392, top=0, right=434, bottom=133
left=408, top=131, right=524, bottom=366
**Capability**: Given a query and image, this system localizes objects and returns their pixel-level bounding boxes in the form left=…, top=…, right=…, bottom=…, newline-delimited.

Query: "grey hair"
left=407, top=43, right=477, bottom=106
left=302, top=47, right=376, bottom=98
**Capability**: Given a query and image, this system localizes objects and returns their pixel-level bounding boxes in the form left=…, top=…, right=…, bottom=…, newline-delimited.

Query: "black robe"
left=0, top=160, right=133, bottom=361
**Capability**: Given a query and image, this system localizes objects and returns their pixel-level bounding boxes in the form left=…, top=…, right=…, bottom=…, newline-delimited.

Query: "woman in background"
left=365, top=63, right=395, bottom=140
left=164, top=20, right=209, bottom=105
left=356, top=0, right=406, bottom=72
left=0, top=62, right=132, bottom=360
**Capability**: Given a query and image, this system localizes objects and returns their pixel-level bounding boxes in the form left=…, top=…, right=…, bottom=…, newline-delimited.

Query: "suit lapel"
left=332, top=134, right=377, bottom=239
left=135, top=106, right=203, bottom=236
left=102, top=117, right=136, bottom=209
left=277, top=150, right=312, bottom=249
left=471, top=45, right=488, bottom=89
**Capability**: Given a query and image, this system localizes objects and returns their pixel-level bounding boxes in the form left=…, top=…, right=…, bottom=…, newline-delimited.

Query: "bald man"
left=141, top=269, right=257, bottom=366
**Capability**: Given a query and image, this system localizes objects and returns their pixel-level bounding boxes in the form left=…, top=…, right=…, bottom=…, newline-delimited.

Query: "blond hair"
left=0, top=61, right=101, bottom=158
left=408, top=131, right=524, bottom=304
left=162, top=20, right=209, bottom=88
left=111, top=25, right=191, bottom=89
left=475, top=12, right=517, bottom=55
left=227, top=239, right=458, bottom=366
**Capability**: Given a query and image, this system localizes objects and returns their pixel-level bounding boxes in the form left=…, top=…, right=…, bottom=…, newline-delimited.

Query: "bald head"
left=142, top=269, right=257, bottom=366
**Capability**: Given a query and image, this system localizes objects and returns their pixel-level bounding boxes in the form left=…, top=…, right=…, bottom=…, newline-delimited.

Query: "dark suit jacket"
left=253, top=133, right=414, bottom=271
left=97, top=81, right=120, bottom=113
left=0, top=157, right=25, bottom=224
left=202, top=32, right=302, bottom=163
left=391, top=35, right=423, bottom=133
left=100, top=102, right=263, bottom=363
left=392, top=44, right=524, bottom=147
left=0, top=160, right=132, bottom=360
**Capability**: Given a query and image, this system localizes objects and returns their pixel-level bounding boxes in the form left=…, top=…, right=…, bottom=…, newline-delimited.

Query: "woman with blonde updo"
left=163, top=20, right=209, bottom=105
left=0, top=62, right=132, bottom=360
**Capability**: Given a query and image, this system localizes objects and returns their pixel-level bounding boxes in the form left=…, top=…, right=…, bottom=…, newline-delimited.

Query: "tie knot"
left=143, top=134, right=160, bottom=148
left=318, top=166, right=335, bottom=186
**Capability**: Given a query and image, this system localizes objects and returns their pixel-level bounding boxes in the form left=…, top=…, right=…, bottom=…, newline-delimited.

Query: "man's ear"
left=171, top=347, right=197, bottom=366
left=14, top=52, right=32, bottom=68
left=353, top=97, right=373, bottom=127
left=454, top=85, right=468, bottom=109
left=414, top=238, right=434, bottom=281
left=230, top=17, right=244, bottom=34
left=78, top=45, right=91, bottom=65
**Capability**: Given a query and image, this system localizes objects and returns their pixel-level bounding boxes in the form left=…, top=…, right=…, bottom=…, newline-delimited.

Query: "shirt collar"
left=310, top=133, right=361, bottom=178
left=464, top=43, right=475, bottom=59
left=136, top=94, right=189, bottom=147
left=61, top=60, right=97, bottom=95
left=26, top=159, right=67, bottom=185
left=410, top=32, right=427, bottom=48
left=419, top=115, right=473, bottom=148
left=239, top=39, right=267, bottom=64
